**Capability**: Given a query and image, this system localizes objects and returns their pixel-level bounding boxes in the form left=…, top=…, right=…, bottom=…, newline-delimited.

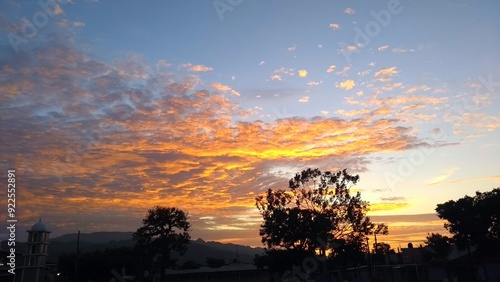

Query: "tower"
left=20, top=219, right=50, bottom=282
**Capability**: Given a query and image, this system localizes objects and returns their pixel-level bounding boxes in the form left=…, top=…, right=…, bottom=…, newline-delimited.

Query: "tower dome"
left=30, top=219, right=50, bottom=232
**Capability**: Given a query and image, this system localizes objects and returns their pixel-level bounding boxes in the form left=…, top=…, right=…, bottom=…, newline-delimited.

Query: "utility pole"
left=74, top=230, right=80, bottom=282
left=367, top=237, right=374, bottom=282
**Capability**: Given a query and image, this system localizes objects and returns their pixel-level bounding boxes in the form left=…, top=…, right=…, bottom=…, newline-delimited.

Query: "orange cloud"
left=1, top=40, right=442, bottom=243
left=374, top=66, right=398, bottom=82
left=181, top=63, right=214, bottom=72
left=211, top=83, right=232, bottom=91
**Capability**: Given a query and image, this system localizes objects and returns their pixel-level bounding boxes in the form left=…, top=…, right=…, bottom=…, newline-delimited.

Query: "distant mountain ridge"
left=2, top=231, right=265, bottom=265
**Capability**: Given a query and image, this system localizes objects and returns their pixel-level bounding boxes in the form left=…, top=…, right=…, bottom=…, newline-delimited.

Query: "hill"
left=1, top=232, right=265, bottom=265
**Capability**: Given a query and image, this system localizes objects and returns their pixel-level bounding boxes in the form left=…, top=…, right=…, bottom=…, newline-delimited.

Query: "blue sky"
left=0, top=0, right=499, bottom=247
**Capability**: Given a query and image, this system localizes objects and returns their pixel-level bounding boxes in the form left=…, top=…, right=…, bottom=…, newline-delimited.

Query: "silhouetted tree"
left=436, top=188, right=500, bottom=253
left=133, top=206, right=190, bottom=281
left=256, top=168, right=388, bottom=273
left=425, top=233, right=452, bottom=259
left=373, top=242, right=394, bottom=255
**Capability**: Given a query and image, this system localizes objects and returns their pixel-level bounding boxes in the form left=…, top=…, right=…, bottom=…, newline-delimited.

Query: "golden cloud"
left=374, top=66, right=398, bottom=82
left=338, top=79, right=356, bottom=90
left=0, top=40, right=438, bottom=242
left=298, top=69, right=308, bottom=77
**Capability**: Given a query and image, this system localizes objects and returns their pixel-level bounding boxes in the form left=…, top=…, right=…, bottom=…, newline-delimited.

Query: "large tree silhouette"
left=133, top=206, right=190, bottom=280
left=256, top=168, right=387, bottom=259
left=435, top=188, right=500, bottom=253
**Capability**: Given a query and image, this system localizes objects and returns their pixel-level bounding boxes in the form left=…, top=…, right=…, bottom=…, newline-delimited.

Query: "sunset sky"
left=1, top=0, right=499, bottom=249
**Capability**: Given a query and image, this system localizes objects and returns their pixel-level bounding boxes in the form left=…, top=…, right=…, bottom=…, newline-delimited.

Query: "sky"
left=0, top=0, right=499, bottom=250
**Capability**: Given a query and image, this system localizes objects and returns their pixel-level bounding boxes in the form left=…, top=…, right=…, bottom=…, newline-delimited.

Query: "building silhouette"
left=18, top=219, right=51, bottom=282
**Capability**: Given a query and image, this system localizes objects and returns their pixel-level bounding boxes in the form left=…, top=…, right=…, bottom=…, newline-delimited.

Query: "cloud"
left=181, top=63, right=214, bottom=72
left=298, top=69, right=308, bottom=78
left=54, top=5, right=64, bottom=15
left=298, top=96, right=310, bottom=103
left=393, top=47, right=415, bottom=54
left=427, top=168, right=460, bottom=185
left=273, top=67, right=294, bottom=75
left=307, top=80, right=322, bottom=86
left=347, top=45, right=358, bottom=52
left=259, top=60, right=266, bottom=66
left=405, top=85, right=430, bottom=94
left=73, top=21, right=85, bottom=27
left=374, top=67, right=398, bottom=82
left=336, top=66, right=351, bottom=76
left=338, top=79, right=356, bottom=90
left=329, top=23, right=340, bottom=30
left=0, top=38, right=443, bottom=243
left=271, top=74, right=282, bottom=81
left=344, top=8, right=355, bottom=15
left=211, top=83, right=232, bottom=92
left=287, top=44, right=297, bottom=52
left=378, top=45, right=390, bottom=51
left=326, top=65, right=336, bottom=73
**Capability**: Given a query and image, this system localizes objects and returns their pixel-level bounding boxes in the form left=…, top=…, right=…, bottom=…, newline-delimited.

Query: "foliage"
left=255, top=168, right=387, bottom=259
left=133, top=206, right=190, bottom=270
left=425, top=233, right=452, bottom=259
left=436, top=188, right=500, bottom=251
left=373, top=242, right=395, bottom=255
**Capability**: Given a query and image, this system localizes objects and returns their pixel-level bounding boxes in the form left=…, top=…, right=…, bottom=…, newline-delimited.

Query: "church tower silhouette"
left=20, top=219, right=50, bottom=282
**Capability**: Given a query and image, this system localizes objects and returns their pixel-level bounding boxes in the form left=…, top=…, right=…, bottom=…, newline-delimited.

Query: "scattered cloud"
left=336, top=66, right=351, bottom=76
left=321, top=110, right=329, bottom=116
left=358, top=70, right=371, bottom=76
left=259, top=60, right=266, bottom=66
left=211, top=83, right=232, bottom=92
left=374, top=67, right=398, bottom=82
left=298, top=69, right=308, bottom=78
left=307, top=80, right=322, bottom=86
left=338, top=79, right=356, bottom=90
left=344, top=8, right=355, bottom=15
left=393, top=47, right=414, bottom=54
left=326, top=65, right=336, bottom=73
left=329, top=23, right=340, bottom=30
left=273, top=67, right=294, bottom=76
left=378, top=45, right=390, bottom=51
left=181, top=63, right=214, bottom=72
left=347, top=45, right=358, bottom=52
left=427, top=168, right=460, bottom=185
left=298, top=96, right=310, bottom=103
left=271, top=74, right=282, bottom=81
left=54, top=5, right=64, bottom=15
left=287, top=44, right=297, bottom=52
